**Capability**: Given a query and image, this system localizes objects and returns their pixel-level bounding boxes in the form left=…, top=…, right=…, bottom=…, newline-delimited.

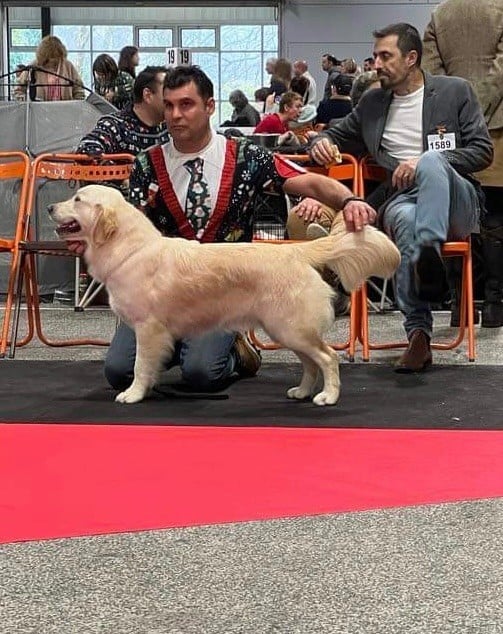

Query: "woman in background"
left=118, top=46, right=140, bottom=80
left=14, top=35, right=84, bottom=101
left=93, top=53, right=134, bottom=110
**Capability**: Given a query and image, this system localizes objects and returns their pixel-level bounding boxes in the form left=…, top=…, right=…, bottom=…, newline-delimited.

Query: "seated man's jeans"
left=105, top=322, right=236, bottom=392
left=382, top=151, right=479, bottom=339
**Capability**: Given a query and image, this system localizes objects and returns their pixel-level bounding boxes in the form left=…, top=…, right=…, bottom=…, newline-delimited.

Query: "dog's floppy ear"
left=92, top=205, right=118, bottom=246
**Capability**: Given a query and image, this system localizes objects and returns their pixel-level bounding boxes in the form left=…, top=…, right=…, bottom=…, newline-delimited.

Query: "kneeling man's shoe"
left=394, top=329, right=432, bottom=373
left=234, top=332, right=262, bottom=377
left=414, top=243, right=449, bottom=302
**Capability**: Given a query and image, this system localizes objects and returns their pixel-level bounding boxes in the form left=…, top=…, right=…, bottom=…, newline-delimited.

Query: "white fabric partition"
left=0, top=99, right=106, bottom=294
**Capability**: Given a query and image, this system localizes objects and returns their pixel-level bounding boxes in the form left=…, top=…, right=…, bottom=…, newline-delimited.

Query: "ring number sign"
left=166, top=48, right=192, bottom=67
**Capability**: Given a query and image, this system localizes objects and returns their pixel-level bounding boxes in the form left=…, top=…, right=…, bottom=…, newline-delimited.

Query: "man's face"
left=363, top=59, right=375, bottom=72
left=321, top=56, right=331, bottom=72
left=284, top=98, right=303, bottom=122
left=293, top=62, right=303, bottom=77
left=373, top=34, right=416, bottom=90
left=144, top=72, right=166, bottom=124
left=163, top=80, right=215, bottom=144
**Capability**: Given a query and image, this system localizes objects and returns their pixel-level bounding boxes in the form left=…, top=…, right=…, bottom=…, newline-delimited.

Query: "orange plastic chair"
left=0, top=151, right=32, bottom=357
left=8, top=152, right=135, bottom=358
left=357, top=155, right=476, bottom=362
left=248, top=153, right=362, bottom=360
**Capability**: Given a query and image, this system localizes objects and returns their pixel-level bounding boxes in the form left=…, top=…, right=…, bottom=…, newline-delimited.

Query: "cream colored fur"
left=49, top=185, right=400, bottom=406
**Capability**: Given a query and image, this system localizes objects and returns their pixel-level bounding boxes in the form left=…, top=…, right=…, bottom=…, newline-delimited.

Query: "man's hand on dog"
left=291, top=197, right=376, bottom=232
left=343, top=199, right=376, bottom=232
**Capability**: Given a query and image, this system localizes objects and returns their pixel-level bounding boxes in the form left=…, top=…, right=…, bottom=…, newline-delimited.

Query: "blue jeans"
left=382, top=151, right=479, bottom=339
left=104, top=322, right=237, bottom=391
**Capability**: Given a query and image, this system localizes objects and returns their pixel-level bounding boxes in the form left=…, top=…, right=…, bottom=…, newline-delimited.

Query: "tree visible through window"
left=8, top=22, right=278, bottom=123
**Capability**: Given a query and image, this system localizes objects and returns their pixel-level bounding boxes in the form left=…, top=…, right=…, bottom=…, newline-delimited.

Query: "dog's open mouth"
left=56, top=220, right=81, bottom=236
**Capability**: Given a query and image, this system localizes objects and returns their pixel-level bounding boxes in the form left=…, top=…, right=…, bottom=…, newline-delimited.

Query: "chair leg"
left=359, top=285, right=370, bottom=362
left=465, top=248, right=476, bottom=362
left=8, top=252, right=29, bottom=358
left=0, top=250, right=35, bottom=358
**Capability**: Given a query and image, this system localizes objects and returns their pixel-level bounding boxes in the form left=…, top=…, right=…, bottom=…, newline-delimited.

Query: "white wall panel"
left=283, top=1, right=440, bottom=100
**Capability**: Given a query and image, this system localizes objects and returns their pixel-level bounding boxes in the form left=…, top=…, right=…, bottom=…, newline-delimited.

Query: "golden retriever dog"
left=48, top=185, right=400, bottom=406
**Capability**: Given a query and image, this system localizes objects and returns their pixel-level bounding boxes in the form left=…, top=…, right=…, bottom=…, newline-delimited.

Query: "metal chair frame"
left=248, top=153, right=362, bottom=361
left=357, top=155, right=476, bottom=362
left=0, top=151, right=33, bottom=357
left=8, top=152, right=134, bottom=358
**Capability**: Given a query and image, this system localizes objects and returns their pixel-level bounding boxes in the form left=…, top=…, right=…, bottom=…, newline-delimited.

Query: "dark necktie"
left=184, top=157, right=211, bottom=238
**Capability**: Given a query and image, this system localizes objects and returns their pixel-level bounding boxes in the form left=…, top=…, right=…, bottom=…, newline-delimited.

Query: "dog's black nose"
left=47, top=204, right=55, bottom=215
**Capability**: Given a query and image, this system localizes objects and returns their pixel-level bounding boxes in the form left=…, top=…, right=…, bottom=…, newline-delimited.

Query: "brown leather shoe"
left=394, top=329, right=432, bottom=373
left=234, top=332, right=262, bottom=377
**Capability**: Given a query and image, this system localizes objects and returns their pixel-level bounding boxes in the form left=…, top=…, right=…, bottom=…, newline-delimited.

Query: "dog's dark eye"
left=74, top=196, right=81, bottom=202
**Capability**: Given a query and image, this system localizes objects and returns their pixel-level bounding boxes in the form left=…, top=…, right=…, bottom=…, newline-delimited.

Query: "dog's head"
left=48, top=184, right=123, bottom=246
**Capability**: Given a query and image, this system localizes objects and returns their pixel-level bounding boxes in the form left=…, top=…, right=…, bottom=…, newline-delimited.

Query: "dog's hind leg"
left=286, top=352, right=319, bottom=401
left=272, top=324, right=341, bottom=406
left=291, top=341, right=340, bottom=406
left=308, top=342, right=340, bottom=406
left=116, top=321, right=175, bottom=404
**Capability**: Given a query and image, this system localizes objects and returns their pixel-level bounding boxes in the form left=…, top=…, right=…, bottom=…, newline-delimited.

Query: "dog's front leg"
left=116, top=321, right=174, bottom=404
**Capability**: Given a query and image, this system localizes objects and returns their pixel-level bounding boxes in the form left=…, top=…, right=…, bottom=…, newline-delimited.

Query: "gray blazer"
left=320, top=72, right=493, bottom=214
left=321, top=72, right=493, bottom=175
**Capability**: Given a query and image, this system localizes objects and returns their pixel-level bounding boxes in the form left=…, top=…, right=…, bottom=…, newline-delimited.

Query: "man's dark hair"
left=163, top=65, right=214, bottom=100
left=290, top=75, right=309, bottom=97
left=254, top=86, right=270, bottom=102
left=372, top=23, right=423, bottom=66
left=364, top=57, right=374, bottom=64
left=323, top=53, right=340, bottom=66
left=133, top=65, right=167, bottom=103
left=334, top=73, right=354, bottom=97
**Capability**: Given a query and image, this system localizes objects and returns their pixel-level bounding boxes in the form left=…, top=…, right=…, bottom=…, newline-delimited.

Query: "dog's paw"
left=287, top=386, right=311, bottom=400
left=312, top=390, right=339, bottom=406
left=115, top=387, right=146, bottom=404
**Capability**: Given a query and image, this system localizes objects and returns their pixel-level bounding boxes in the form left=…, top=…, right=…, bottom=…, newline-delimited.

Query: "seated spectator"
left=254, top=91, right=303, bottom=134
left=118, top=45, right=140, bottom=80
left=221, top=89, right=261, bottom=127
left=288, top=76, right=317, bottom=140
left=93, top=53, right=134, bottom=110
left=309, top=22, right=493, bottom=372
left=316, top=73, right=353, bottom=125
left=349, top=70, right=380, bottom=107
left=363, top=57, right=376, bottom=72
left=77, top=65, right=169, bottom=157
left=14, top=35, right=85, bottom=101
left=292, top=59, right=317, bottom=105
left=254, top=86, right=270, bottom=115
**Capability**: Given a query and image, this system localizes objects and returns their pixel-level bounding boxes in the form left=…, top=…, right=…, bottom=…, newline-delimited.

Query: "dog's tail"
left=297, top=218, right=401, bottom=292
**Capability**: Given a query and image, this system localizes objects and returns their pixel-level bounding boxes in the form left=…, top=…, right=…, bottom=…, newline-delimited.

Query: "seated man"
left=309, top=22, right=493, bottom=372
left=254, top=91, right=303, bottom=134
left=76, top=65, right=169, bottom=157
left=69, top=65, right=398, bottom=394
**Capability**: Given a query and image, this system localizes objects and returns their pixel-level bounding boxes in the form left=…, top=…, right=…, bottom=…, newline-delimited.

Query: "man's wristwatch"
left=341, top=196, right=364, bottom=209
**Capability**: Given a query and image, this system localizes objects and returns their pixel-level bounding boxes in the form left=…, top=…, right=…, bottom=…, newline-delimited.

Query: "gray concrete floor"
left=1, top=304, right=502, bottom=634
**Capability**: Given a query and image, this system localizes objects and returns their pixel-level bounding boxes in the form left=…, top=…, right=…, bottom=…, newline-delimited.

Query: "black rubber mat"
left=1, top=361, right=501, bottom=429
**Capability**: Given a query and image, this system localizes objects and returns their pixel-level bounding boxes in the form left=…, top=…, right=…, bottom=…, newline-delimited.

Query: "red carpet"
left=1, top=424, right=502, bottom=543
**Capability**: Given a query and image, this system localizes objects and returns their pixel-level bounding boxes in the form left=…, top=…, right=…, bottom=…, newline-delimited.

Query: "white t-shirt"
left=381, top=86, right=424, bottom=161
